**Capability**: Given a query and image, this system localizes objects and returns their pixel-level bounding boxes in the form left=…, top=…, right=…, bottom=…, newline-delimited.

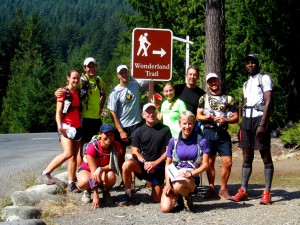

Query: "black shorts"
left=134, top=161, right=165, bottom=186
left=114, top=122, right=143, bottom=147
left=202, top=127, right=232, bottom=156
left=81, top=118, right=102, bottom=143
left=239, top=116, right=271, bottom=150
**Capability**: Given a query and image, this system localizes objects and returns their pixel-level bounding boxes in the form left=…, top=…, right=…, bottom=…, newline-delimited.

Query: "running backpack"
left=81, top=135, right=115, bottom=162
left=62, top=87, right=81, bottom=116
left=244, top=74, right=275, bottom=116
left=80, top=74, right=104, bottom=110
left=172, top=134, right=203, bottom=169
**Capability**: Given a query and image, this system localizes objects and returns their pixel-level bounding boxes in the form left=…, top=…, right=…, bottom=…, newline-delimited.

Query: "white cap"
left=206, top=73, right=219, bottom=82
left=142, top=103, right=156, bottom=112
left=117, top=65, right=128, bottom=73
left=83, top=57, right=97, bottom=66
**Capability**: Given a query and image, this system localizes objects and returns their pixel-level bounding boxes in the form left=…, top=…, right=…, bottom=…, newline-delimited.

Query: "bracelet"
left=142, top=159, right=146, bottom=163
left=98, top=166, right=102, bottom=172
left=259, top=123, right=265, bottom=128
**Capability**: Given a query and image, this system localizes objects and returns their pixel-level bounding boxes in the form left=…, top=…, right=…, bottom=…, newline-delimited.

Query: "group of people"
left=40, top=53, right=274, bottom=212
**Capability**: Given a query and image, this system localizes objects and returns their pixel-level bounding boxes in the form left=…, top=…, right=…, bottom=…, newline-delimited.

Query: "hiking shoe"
left=183, top=195, right=194, bottom=212
left=103, top=190, right=115, bottom=206
left=116, top=193, right=132, bottom=206
left=68, top=182, right=82, bottom=193
left=204, top=188, right=220, bottom=200
left=231, top=188, right=248, bottom=202
left=116, top=181, right=125, bottom=190
left=81, top=190, right=92, bottom=204
left=219, top=189, right=231, bottom=200
left=40, top=173, right=57, bottom=185
left=131, top=180, right=136, bottom=193
left=259, top=190, right=272, bottom=205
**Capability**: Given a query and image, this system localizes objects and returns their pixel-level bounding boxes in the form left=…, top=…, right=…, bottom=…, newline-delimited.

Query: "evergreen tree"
left=0, top=13, right=55, bottom=133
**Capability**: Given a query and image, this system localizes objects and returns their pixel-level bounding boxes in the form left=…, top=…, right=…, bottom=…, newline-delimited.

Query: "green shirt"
left=161, top=98, right=187, bottom=137
left=81, top=75, right=106, bottom=119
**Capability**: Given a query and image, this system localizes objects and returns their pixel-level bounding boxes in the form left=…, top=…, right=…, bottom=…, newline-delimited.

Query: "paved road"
left=0, top=133, right=61, bottom=203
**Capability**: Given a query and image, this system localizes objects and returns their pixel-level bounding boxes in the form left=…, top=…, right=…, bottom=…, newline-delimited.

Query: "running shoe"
left=116, top=193, right=132, bottom=206
left=183, top=195, right=194, bottom=212
left=219, top=189, right=231, bottom=200
left=103, top=190, right=115, bottom=206
left=259, top=190, right=272, bottom=205
left=204, top=188, right=220, bottom=200
left=231, top=188, right=248, bottom=202
left=81, top=190, right=92, bottom=204
left=40, top=173, right=57, bottom=185
left=68, top=182, right=82, bottom=193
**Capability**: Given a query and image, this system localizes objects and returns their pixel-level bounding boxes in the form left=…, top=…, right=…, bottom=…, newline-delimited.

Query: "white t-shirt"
left=243, top=73, right=272, bottom=118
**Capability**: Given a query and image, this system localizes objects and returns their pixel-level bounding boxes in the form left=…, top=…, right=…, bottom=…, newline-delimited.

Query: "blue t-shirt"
left=107, top=80, right=142, bottom=128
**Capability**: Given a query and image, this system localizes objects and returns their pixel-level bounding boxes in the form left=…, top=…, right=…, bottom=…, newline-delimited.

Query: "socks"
left=241, top=165, right=252, bottom=192
left=125, top=189, right=132, bottom=197
left=264, top=163, right=274, bottom=191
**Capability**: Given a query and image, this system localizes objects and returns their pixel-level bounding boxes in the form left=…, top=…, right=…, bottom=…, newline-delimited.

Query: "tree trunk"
left=205, top=0, right=225, bottom=81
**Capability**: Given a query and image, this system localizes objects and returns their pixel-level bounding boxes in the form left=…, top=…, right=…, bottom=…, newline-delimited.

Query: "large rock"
left=1, top=206, right=41, bottom=221
left=11, top=185, right=65, bottom=206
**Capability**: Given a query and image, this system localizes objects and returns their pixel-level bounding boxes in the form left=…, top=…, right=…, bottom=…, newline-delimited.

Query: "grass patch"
left=40, top=196, right=83, bottom=224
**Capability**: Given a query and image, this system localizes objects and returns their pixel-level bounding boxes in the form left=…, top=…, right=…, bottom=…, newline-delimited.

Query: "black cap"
left=245, top=54, right=259, bottom=63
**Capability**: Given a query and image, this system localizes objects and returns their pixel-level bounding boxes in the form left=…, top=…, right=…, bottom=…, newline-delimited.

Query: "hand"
left=256, top=126, right=265, bottom=142
left=120, top=130, right=129, bottom=142
left=144, top=161, right=156, bottom=173
left=91, top=194, right=100, bottom=210
left=92, top=167, right=102, bottom=181
left=58, top=128, right=68, bottom=138
left=164, top=185, right=174, bottom=196
left=55, top=88, right=65, bottom=98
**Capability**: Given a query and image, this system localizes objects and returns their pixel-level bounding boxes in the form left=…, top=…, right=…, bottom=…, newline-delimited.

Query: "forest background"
left=0, top=0, right=299, bottom=145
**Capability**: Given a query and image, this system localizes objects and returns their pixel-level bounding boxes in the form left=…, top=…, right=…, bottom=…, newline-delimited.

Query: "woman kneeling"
left=160, top=111, right=210, bottom=212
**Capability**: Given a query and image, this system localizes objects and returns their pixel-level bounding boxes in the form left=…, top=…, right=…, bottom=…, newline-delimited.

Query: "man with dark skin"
left=232, top=54, right=274, bottom=205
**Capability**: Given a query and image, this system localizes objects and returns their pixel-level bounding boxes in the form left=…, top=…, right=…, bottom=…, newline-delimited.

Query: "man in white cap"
left=107, top=65, right=148, bottom=189
left=116, top=103, right=171, bottom=206
left=197, top=73, right=239, bottom=200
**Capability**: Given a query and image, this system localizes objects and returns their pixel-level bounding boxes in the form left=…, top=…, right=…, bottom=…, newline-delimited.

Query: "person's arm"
left=110, top=110, right=129, bottom=142
left=196, top=107, right=214, bottom=122
left=131, top=146, right=145, bottom=163
left=144, top=147, right=167, bottom=173
left=54, top=88, right=66, bottom=98
left=190, top=153, right=209, bottom=177
left=86, top=151, right=100, bottom=209
left=55, top=101, right=67, bottom=137
left=99, top=89, right=106, bottom=115
left=256, top=91, right=272, bottom=139
left=164, top=157, right=174, bottom=195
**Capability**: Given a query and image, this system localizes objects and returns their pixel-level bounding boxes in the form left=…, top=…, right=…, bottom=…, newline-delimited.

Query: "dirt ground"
left=211, top=135, right=300, bottom=190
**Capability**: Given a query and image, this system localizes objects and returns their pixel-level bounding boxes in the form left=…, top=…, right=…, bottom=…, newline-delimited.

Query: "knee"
left=160, top=204, right=171, bottom=213
left=223, top=159, right=232, bottom=168
left=122, top=160, right=134, bottom=173
left=106, top=171, right=117, bottom=183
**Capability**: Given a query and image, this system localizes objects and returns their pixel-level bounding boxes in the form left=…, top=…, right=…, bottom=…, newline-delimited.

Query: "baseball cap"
left=117, top=65, right=128, bottom=73
left=83, top=57, right=97, bottom=66
left=206, top=73, right=220, bottom=82
left=99, top=124, right=115, bottom=133
left=142, top=103, right=156, bottom=112
left=245, top=54, right=259, bottom=62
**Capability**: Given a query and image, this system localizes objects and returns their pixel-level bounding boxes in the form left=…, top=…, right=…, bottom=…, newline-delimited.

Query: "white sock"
left=125, top=189, right=132, bottom=197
